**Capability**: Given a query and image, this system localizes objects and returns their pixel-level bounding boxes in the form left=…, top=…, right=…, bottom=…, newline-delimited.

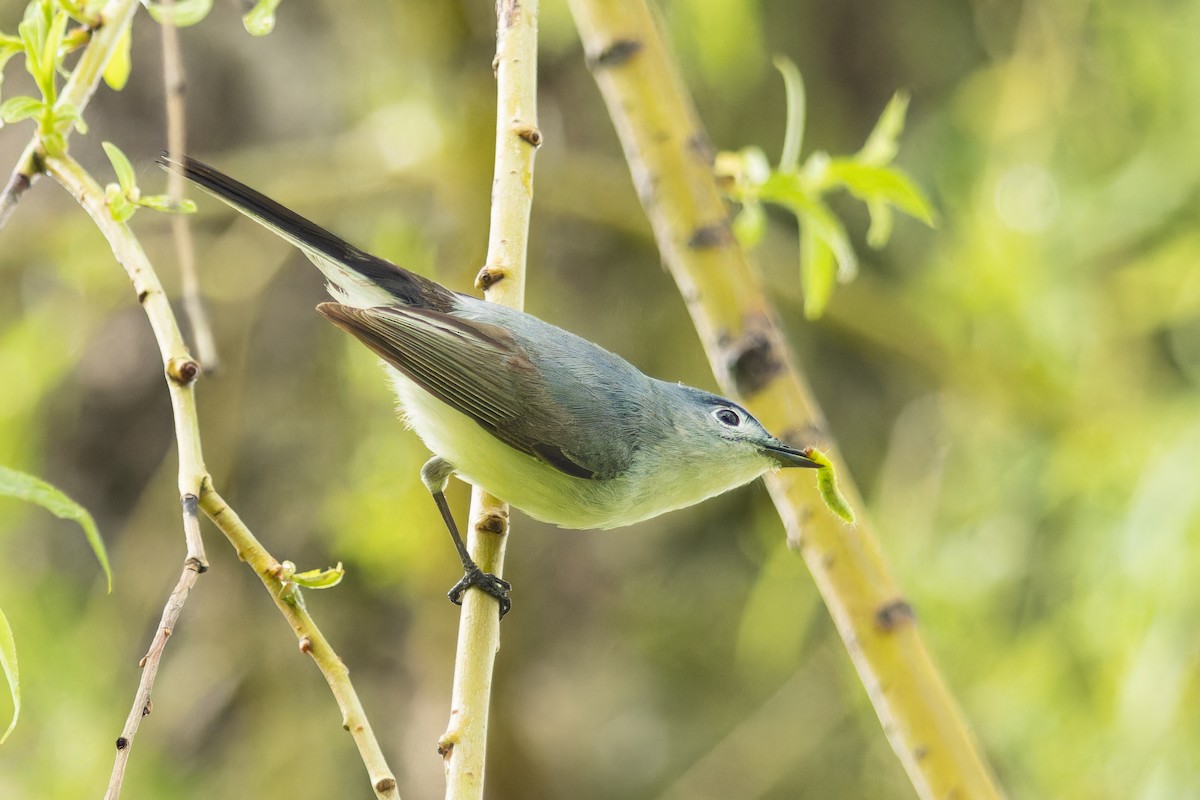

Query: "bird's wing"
left=317, top=302, right=613, bottom=480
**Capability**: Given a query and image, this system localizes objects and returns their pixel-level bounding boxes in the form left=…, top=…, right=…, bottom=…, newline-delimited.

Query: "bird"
left=161, top=155, right=820, bottom=617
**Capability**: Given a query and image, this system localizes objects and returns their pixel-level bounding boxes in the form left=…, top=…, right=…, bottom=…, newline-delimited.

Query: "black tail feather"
left=159, top=154, right=457, bottom=311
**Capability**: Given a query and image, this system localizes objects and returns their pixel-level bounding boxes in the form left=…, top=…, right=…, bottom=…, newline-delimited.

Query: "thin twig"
left=0, top=0, right=140, bottom=232
left=43, top=152, right=399, bottom=800
left=440, top=2, right=539, bottom=798
left=567, top=1, right=1005, bottom=798
left=103, top=555, right=204, bottom=800
left=199, top=485, right=399, bottom=799
left=0, top=151, right=37, bottom=230
left=158, top=1, right=220, bottom=371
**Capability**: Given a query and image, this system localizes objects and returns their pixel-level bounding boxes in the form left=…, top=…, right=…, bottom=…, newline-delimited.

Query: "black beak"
left=763, top=441, right=821, bottom=469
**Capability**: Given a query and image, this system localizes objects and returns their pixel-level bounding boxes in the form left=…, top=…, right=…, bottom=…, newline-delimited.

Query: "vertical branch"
left=158, top=3, right=220, bottom=371
left=567, top=1, right=1005, bottom=799
left=440, top=1, right=539, bottom=798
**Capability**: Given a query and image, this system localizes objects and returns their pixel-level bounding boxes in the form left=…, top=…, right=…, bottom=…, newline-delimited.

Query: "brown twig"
left=158, top=1, right=220, bottom=371
left=103, top=552, right=204, bottom=800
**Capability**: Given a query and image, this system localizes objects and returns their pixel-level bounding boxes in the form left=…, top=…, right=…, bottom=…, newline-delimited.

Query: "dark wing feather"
left=317, top=302, right=603, bottom=479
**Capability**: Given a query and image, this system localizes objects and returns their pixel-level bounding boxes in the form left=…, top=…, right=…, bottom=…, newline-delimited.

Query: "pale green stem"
left=440, top=1, right=539, bottom=799
left=45, top=153, right=400, bottom=800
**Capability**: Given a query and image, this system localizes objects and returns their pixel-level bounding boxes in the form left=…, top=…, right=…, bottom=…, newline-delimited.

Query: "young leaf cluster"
left=0, top=0, right=94, bottom=156
left=716, top=57, right=937, bottom=319
left=102, top=141, right=196, bottom=221
left=0, top=0, right=284, bottom=171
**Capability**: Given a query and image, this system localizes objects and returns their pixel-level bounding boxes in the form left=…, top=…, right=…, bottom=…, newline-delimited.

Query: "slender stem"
left=198, top=486, right=399, bottom=800
left=567, top=2, right=1005, bottom=799
left=158, top=2, right=220, bottom=371
left=0, top=0, right=141, bottom=231
left=440, top=2, right=539, bottom=798
left=44, top=153, right=399, bottom=800
left=104, top=556, right=204, bottom=800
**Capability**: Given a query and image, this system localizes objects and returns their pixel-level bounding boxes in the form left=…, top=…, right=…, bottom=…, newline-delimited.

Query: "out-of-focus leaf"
left=52, top=101, right=84, bottom=134
left=732, top=201, right=765, bottom=248
left=105, top=183, right=136, bottom=222
left=772, top=55, right=805, bottom=172
left=242, top=0, right=282, bottom=36
left=38, top=10, right=68, bottom=92
left=765, top=175, right=857, bottom=281
left=826, top=160, right=936, bottom=227
left=0, top=96, right=43, bottom=123
left=144, top=0, right=214, bottom=28
left=102, top=25, right=130, bottom=90
left=800, top=225, right=835, bottom=319
left=865, top=197, right=894, bottom=248
left=17, top=3, right=50, bottom=91
left=101, top=141, right=136, bottom=194
left=0, top=44, right=23, bottom=104
left=0, top=607, right=17, bottom=745
left=857, top=91, right=908, bottom=167
left=0, top=466, right=111, bottom=592
left=135, top=194, right=197, bottom=214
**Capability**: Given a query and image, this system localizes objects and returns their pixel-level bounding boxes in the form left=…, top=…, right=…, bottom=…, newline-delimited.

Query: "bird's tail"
left=159, top=155, right=456, bottom=311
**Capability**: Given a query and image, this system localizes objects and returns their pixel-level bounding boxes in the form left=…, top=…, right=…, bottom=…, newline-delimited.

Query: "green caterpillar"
left=802, top=447, right=856, bottom=525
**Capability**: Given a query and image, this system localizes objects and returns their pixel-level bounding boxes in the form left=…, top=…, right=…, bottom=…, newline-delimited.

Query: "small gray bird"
left=162, top=156, right=819, bottom=617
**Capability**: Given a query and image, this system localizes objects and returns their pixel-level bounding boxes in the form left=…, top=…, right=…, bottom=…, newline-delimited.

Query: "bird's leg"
left=420, top=456, right=512, bottom=618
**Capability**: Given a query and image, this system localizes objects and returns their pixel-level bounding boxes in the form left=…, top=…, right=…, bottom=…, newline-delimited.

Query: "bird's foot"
left=448, top=566, right=512, bottom=618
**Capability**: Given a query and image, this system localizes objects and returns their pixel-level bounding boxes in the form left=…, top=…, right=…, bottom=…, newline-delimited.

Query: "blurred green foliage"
left=0, top=0, right=1197, bottom=798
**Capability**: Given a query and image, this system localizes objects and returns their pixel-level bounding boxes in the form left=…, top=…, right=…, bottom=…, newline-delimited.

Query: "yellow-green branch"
left=45, top=153, right=400, bottom=800
left=567, top=1, right=1005, bottom=798
left=440, top=1, right=539, bottom=798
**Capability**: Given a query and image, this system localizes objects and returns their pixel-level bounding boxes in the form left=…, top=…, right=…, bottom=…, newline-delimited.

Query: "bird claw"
left=448, top=566, right=512, bottom=618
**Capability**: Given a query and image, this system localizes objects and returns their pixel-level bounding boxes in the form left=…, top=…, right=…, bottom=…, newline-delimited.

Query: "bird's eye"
left=714, top=408, right=741, bottom=427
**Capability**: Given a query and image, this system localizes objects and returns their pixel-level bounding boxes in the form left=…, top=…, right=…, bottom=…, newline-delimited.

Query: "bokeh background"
left=2, top=0, right=1198, bottom=797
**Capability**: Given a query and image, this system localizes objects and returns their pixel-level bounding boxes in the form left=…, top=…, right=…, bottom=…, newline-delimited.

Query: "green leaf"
left=732, top=201, right=765, bottom=248
left=0, top=44, right=23, bottom=100
left=0, top=466, right=111, bottom=592
left=102, top=25, right=130, bottom=90
left=290, top=562, right=345, bottom=590
left=101, top=141, right=136, bottom=194
left=800, top=225, right=835, bottom=319
left=0, top=607, right=18, bottom=745
left=857, top=91, right=909, bottom=167
left=242, top=0, right=282, bottom=36
left=144, top=0, right=214, bottom=28
left=825, top=160, right=936, bottom=227
left=38, top=10, right=69, bottom=94
left=0, top=95, right=44, bottom=123
left=135, top=194, right=197, bottom=214
left=17, top=2, right=51, bottom=86
left=865, top=197, right=894, bottom=248
left=40, top=129, right=65, bottom=156
left=106, top=183, right=136, bottom=222
left=772, top=55, right=806, bottom=173
left=47, top=102, right=85, bottom=139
